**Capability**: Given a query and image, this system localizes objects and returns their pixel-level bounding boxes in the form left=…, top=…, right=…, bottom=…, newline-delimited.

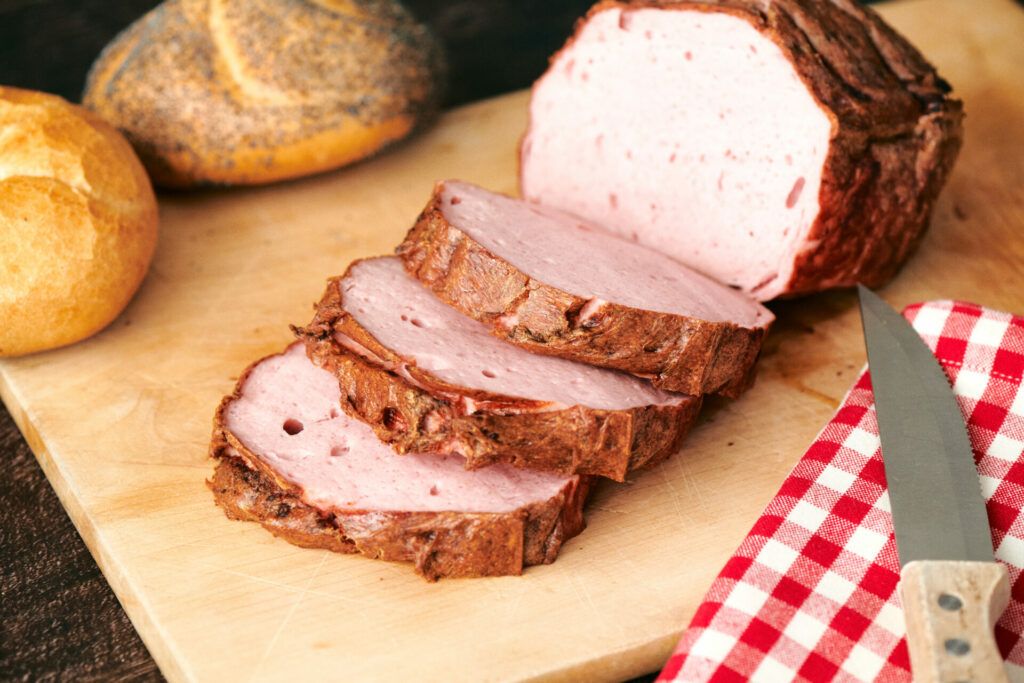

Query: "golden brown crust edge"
left=82, top=0, right=446, bottom=188
left=396, top=185, right=769, bottom=398
left=295, top=271, right=701, bottom=481
left=208, top=346, right=592, bottom=581
left=520, top=0, right=963, bottom=300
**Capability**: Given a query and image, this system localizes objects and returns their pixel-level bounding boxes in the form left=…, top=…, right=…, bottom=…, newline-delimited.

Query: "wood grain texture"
left=899, top=560, right=1010, bottom=682
left=0, top=0, right=1022, bottom=680
left=0, top=406, right=161, bottom=682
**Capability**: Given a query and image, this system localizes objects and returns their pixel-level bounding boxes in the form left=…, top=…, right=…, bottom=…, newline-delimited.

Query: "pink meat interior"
left=520, top=7, right=833, bottom=300
left=224, top=344, right=576, bottom=514
left=342, top=257, right=685, bottom=409
left=440, top=180, right=771, bottom=327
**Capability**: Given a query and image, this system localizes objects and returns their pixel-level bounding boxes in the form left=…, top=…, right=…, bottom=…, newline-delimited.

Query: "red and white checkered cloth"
left=658, top=300, right=1024, bottom=682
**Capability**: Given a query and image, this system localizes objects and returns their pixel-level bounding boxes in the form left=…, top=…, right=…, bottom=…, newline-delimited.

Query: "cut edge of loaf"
left=207, top=346, right=592, bottom=581
left=517, top=0, right=963, bottom=301
left=397, top=180, right=772, bottom=397
left=295, top=269, right=701, bottom=481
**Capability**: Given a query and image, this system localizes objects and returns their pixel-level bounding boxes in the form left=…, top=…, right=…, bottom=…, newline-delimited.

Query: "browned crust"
left=521, top=0, right=964, bottom=299
left=396, top=183, right=769, bottom=397
left=207, top=346, right=592, bottom=581
left=82, top=0, right=446, bottom=188
left=294, top=268, right=701, bottom=481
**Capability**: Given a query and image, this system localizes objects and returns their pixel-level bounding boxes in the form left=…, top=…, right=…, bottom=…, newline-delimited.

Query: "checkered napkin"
left=657, top=300, right=1024, bottom=682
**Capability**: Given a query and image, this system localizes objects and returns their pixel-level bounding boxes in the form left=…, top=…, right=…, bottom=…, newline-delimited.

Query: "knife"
left=858, top=285, right=1010, bottom=683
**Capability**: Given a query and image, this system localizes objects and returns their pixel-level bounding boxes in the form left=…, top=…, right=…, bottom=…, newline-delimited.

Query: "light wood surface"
left=1, top=0, right=1022, bottom=680
left=899, top=560, right=1011, bottom=682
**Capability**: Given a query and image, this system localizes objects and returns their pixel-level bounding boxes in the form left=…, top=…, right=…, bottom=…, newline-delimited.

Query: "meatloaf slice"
left=397, top=180, right=773, bottom=397
left=208, top=343, right=591, bottom=581
left=296, top=256, right=700, bottom=481
left=519, top=0, right=963, bottom=300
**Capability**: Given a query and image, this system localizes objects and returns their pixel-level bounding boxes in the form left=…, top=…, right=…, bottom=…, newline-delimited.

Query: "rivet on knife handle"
left=899, top=560, right=1010, bottom=683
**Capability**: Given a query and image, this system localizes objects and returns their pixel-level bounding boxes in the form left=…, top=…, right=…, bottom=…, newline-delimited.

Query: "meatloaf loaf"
left=209, top=343, right=591, bottom=580
left=519, top=0, right=963, bottom=300
left=398, top=180, right=773, bottom=397
left=296, top=256, right=701, bottom=481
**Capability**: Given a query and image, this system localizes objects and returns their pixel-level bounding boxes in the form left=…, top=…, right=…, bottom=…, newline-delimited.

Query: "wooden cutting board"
left=2, top=0, right=1022, bottom=680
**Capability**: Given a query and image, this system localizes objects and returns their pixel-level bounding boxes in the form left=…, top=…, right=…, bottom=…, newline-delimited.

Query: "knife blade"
left=858, top=285, right=1009, bottom=683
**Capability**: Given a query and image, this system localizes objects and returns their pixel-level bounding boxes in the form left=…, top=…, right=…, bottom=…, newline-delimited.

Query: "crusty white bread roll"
left=0, top=86, right=158, bottom=358
left=82, top=0, right=446, bottom=188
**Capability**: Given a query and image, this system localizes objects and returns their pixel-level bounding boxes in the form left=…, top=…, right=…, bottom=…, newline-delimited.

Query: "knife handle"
left=899, top=560, right=1010, bottom=683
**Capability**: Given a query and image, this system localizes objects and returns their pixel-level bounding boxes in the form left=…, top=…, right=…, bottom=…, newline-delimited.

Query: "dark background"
left=0, top=0, right=598, bottom=108
left=0, top=1, right=891, bottom=681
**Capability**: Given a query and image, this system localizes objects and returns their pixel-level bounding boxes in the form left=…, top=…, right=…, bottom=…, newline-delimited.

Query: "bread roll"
left=82, top=0, right=446, bottom=188
left=0, top=87, right=158, bottom=358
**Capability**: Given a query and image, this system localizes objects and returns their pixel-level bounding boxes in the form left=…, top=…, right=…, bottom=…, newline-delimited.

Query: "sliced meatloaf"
left=397, top=180, right=773, bottom=397
left=296, top=256, right=701, bottom=481
left=519, top=0, right=963, bottom=300
left=209, top=343, right=591, bottom=580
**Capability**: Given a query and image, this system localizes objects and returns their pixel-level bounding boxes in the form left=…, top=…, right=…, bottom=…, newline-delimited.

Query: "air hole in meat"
left=409, top=318, right=426, bottom=328
left=618, top=11, right=632, bottom=30
left=685, top=51, right=692, bottom=60
left=644, top=30, right=652, bottom=39
left=669, top=153, right=676, bottom=163
left=329, top=408, right=340, bottom=418
left=481, top=369, right=497, bottom=378
left=382, top=407, right=405, bottom=431
left=608, top=193, right=618, bottom=209
left=449, top=196, right=461, bottom=205
left=330, top=445, right=349, bottom=457
left=283, top=419, right=304, bottom=435
left=750, top=44, right=758, bottom=54
left=400, top=314, right=408, bottom=321
left=429, top=485, right=439, bottom=496
left=786, top=177, right=806, bottom=208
